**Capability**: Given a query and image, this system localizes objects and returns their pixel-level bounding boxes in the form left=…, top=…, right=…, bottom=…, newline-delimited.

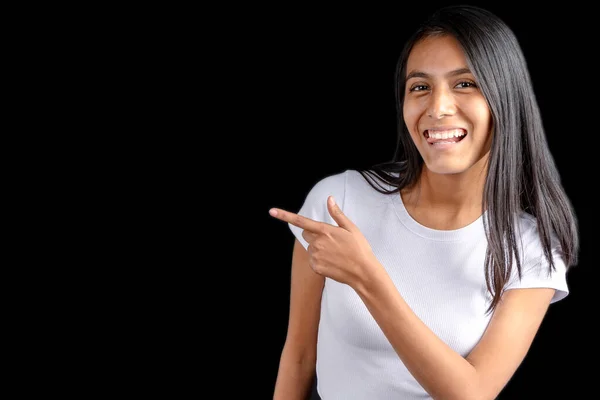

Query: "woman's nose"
left=426, top=88, right=456, bottom=119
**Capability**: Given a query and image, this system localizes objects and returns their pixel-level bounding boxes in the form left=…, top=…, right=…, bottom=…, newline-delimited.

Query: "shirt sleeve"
left=503, top=216, right=570, bottom=304
left=288, top=170, right=348, bottom=250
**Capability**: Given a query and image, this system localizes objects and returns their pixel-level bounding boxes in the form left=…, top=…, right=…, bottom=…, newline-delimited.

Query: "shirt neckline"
left=389, top=187, right=486, bottom=242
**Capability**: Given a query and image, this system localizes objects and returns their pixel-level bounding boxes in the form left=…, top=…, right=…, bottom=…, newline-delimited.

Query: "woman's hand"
left=269, top=196, right=382, bottom=289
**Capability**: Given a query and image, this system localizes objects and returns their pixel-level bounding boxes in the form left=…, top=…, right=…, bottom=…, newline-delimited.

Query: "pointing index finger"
left=269, top=208, right=323, bottom=232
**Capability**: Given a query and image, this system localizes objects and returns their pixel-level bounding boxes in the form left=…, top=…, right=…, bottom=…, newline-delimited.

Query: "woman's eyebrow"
left=405, top=67, right=472, bottom=81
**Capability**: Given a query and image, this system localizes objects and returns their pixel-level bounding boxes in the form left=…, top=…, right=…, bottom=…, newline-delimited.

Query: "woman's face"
left=403, top=34, right=493, bottom=176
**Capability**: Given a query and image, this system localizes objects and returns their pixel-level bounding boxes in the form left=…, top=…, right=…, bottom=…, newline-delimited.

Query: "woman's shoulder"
left=303, top=169, right=387, bottom=208
left=515, top=212, right=551, bottom=241
left=514, top=211, right=564, bottom=261
left=304, top=169, right=348, bottom=199
left=308, top=169, right=372, bottom=192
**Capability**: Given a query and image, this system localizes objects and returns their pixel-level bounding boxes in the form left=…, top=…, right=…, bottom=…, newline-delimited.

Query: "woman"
left=270, top=5, right=579, bottom=399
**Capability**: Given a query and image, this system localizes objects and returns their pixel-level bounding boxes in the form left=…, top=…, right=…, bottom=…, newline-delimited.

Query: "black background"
left=231, top=2, right=595, bottom=398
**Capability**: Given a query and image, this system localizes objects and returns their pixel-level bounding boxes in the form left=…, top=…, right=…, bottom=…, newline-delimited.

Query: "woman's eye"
left=456, top=81, right=477, bottom=89
left=409, top=84, right=428, bottom=92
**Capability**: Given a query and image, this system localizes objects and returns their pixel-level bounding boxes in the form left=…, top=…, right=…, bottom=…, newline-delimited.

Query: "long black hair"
left=357, top=4, right=579, bottom=313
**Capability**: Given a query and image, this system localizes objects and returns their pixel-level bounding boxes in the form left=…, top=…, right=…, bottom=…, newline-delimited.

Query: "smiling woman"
left=270, top=5, right=579, bottom=400
left=403, top=36, right=493, bottom=176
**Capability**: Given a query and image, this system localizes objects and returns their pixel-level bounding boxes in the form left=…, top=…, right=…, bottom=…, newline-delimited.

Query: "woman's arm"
left=358, top=267, right=555, bottom=400
left=273, top=239, right=325, bottom=400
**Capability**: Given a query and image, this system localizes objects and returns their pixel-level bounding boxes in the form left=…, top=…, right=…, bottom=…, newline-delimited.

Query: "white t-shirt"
left=288, top=169, right=569, bottom=400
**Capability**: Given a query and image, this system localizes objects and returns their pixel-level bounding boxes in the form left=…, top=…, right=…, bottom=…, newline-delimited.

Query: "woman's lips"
left=424, top=128, right=467, bottom=144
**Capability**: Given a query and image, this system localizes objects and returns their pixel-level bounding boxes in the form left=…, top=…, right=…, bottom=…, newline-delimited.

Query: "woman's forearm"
left=273, top=348, right=316, bottom=400
left=355, top=267, right=481, bottom=400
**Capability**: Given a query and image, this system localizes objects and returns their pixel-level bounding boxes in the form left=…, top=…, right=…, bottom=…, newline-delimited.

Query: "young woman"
left=270, top=5, right=579, bottom=400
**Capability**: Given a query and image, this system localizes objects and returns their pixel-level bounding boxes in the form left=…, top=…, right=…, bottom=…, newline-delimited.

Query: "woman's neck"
left=401, top=163, right=488, bottom=230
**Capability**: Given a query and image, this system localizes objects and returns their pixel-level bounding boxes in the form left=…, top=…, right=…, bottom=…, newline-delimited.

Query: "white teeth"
left=428, top=129, right=465, bottom=139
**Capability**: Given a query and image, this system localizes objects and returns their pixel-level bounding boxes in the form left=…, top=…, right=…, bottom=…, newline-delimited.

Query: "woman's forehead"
left=405, top=35, right=470, bottom=78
